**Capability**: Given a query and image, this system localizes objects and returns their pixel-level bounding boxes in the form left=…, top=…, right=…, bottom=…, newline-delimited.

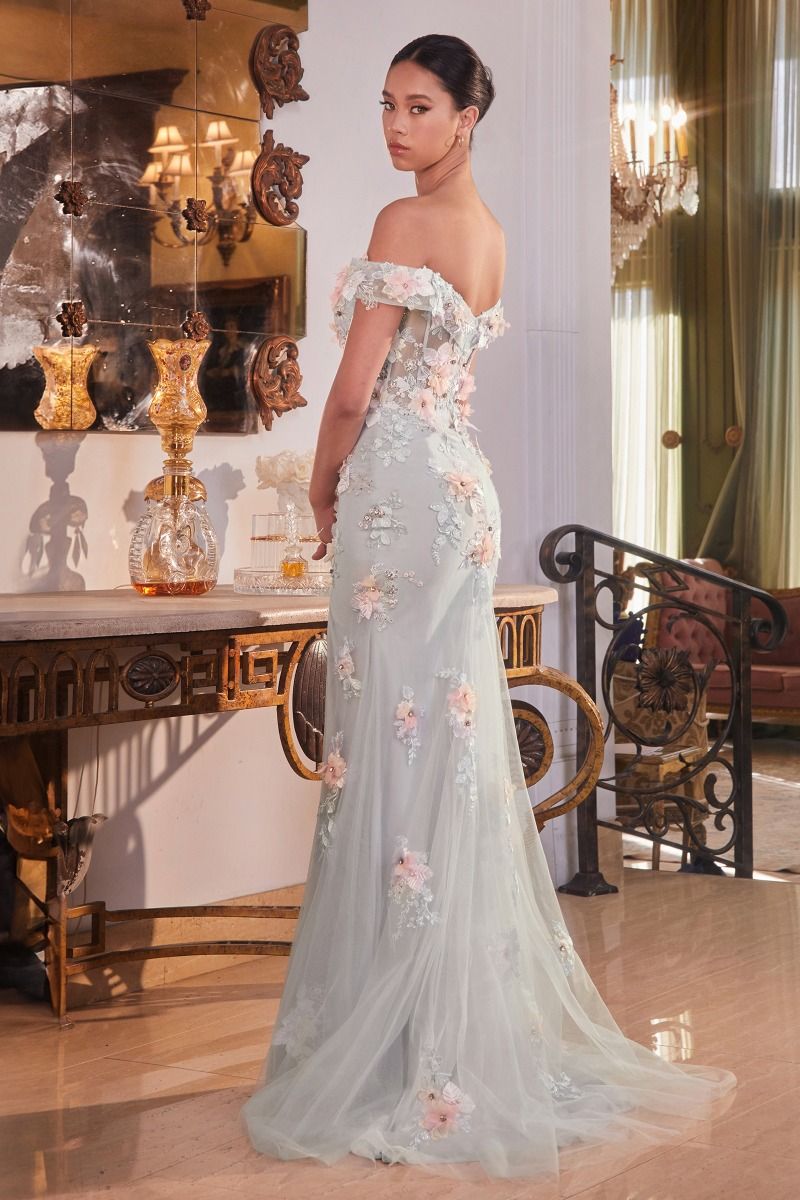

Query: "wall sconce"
left=138, top=120, right=257, bottom=266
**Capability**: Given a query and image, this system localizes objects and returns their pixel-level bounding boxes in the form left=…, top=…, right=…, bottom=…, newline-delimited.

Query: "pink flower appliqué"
left=392, top=847, right=432, bottom=893
left=448, top=682, right=477, bottom=716
left=439, top=673, right=477, bottom=738
left=329, top=264, right=349, bottom=308
left=468, top=529, right=496, bottom=566
left=323, top=744, right=347, bottom=790
left=423, top=343, right=459, bottom=398
left=395, top=701, right=417, bottom=731
left=486, top=310, right=510, bottom=339
left=388, top=836, right=439, bottom=938
left=443, top=470, right=480, bottom=507
left=336, top=637, right=362, bottom=699
left=407, top=385, right=443, bottom=429
left=382, top=266, right=435, bottom=305
left=417, top=1080, right=476, bottom=1140
left=351, top=572, right=384, bottom=620
left=456, top=369, right=476, bottom=421
left=318, top=729, right=347, bottom=850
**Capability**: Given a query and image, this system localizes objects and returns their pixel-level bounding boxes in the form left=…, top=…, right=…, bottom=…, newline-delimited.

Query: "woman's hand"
left=310, top=496, right=337, bottom=561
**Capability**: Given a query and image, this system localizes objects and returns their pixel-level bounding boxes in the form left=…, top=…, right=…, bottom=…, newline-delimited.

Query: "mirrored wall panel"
left=0, top=0, right=309, bottom=434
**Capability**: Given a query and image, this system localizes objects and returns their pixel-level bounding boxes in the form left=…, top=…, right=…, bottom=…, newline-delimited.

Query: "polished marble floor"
left=2, top=867, right=800, bottom=1199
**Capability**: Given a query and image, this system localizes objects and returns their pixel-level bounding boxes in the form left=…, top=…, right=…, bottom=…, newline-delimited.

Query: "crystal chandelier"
left=610, top=66, right=699, bottom=283
left=138, top=121, right=257, bottom=267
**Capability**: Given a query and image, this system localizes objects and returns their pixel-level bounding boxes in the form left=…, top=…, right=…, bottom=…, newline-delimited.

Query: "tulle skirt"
left=241, top=421, right=737, bottom=1182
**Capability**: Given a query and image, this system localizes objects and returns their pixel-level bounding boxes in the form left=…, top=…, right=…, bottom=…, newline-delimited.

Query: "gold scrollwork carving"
left=525, top=665, right=605, bottom=830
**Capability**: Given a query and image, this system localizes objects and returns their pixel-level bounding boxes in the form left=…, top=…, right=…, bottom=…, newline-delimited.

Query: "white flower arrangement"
left=255, top=449, right=315, bottom=514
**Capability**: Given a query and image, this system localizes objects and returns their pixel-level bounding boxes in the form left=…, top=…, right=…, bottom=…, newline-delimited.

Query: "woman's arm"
left=308, top=200, right=427, bottom=556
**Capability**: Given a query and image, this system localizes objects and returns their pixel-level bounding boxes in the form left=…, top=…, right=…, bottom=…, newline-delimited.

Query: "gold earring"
left=457, top=133, right=464, bottom=146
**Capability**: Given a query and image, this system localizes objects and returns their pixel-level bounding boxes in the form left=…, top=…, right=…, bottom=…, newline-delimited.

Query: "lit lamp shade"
left=149, top=124, right=189, bottom=156
left=137, top=161, right=163, bottom=187
left=165, top=153, right=194, bottom=178
left=229, top=149, right=256, bottom=176
left=201, top=120, right=237, bottom=148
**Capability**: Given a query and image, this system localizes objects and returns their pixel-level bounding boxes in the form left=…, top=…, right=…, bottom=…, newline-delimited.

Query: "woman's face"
left=380, top=60, right=475, bottom=172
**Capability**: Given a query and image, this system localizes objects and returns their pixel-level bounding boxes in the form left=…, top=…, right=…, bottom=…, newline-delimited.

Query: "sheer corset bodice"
left=330, top=255, right=509, bottom=438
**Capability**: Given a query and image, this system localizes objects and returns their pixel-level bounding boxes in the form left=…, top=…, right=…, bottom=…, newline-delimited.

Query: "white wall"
left=1, top=0, right=611, bottom=904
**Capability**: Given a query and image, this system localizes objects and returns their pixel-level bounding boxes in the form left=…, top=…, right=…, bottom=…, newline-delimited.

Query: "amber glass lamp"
left=128, top=338, right=219, bottom=596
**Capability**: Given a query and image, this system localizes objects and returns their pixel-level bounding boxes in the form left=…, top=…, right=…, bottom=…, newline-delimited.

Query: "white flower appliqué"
left=551, top=920, right=576, bottom=976
left=358, top=492, right=408, bottom=546
left=271, top=983, right=326, bottom=1061
left=394, top=684, right=424, bottom=764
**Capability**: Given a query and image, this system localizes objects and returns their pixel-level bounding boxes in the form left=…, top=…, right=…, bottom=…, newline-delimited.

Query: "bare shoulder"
left=484, top=205, right=507, bottom=265
left=366, top=198, right=428, bottom=267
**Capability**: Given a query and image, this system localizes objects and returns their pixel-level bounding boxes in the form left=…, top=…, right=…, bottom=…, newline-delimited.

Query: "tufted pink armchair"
left=644, top=558, right=800, bottom=724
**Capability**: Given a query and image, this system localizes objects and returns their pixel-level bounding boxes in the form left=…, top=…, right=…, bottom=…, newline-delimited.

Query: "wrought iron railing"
left=539, top=525, right=788, bottom=893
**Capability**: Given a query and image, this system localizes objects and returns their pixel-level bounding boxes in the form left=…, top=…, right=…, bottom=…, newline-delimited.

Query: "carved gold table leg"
left=520, top=665, right=605, bottom=831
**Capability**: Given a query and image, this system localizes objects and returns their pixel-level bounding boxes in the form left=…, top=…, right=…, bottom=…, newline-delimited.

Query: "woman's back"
left=411, top=194, right=506, bottom=317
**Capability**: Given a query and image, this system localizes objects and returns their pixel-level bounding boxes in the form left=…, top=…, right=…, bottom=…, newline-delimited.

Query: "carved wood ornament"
left=181, top=309, right=211, bottom=340
left=251, top=128, right=310, bottom=227
left=182, top=0, right=211, bottom=19
left=54, top=179, right=90, bottom=217
left=251, top=336, right=307, bottom=431
left=182, top=197, right=210, bottom=233
left=56, top=301, right=87, bottom=338
left=249, top=24, right=309, bottom=121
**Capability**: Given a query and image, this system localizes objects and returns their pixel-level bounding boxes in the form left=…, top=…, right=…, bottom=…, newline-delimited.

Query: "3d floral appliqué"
left=351, top=561, right=423, bottom=630
left=318, top=730, right=347, bottom=850
left=437, top=669, right=477, bottom=738
left=336, top=637, right=362, bottom=699
left=271, top=983, right=326, bottom=1061
left=410, top=1045, right=476, bottom=1147
left=358, top=492, right=408, bottom=546
left=436, top=667, right=479, bottom=811
left=388, top=835, right=440, bottom=939
left=552, top=920, right=576, bottom=976
left=394, top=684, right=424, bottom=764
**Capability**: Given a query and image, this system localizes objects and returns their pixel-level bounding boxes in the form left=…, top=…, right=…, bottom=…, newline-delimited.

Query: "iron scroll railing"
left=539, top=525, right=788, bottom=894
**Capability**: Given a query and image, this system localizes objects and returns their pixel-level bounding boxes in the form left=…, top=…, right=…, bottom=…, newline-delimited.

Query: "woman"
left=241, top=33, right=736, bottom=1182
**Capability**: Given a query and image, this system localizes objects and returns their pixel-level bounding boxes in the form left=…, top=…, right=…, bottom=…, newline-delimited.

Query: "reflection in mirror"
left=0, top=0, right=309, bottom=434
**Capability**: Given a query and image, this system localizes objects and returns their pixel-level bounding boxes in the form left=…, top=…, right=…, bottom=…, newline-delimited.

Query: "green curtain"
left=698, top=0, right=800, bottom=588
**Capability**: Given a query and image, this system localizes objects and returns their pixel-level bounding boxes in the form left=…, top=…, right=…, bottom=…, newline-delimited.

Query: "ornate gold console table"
left=0, top=584, right=603, bottom=1026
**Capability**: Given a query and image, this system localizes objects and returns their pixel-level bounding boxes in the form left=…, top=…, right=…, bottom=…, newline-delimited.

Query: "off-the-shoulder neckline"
left=351, top=254, right=503, bottom=324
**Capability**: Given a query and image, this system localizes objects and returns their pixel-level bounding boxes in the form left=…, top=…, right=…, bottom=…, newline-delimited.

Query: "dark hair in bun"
left=390, top=34, right=495, bottom=147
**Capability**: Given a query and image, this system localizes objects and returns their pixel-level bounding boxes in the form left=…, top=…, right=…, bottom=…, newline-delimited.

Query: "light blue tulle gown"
left=241, top=254, right=737, bottom=1181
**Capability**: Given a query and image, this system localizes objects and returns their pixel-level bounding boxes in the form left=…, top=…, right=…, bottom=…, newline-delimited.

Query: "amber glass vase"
left=33, top=344, right=98, bottom=430
left=128, top=338, right=219, bottom=596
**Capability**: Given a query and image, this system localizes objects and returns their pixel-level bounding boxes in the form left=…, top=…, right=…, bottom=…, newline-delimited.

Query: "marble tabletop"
left=0, top=582, right=559, bottom=642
